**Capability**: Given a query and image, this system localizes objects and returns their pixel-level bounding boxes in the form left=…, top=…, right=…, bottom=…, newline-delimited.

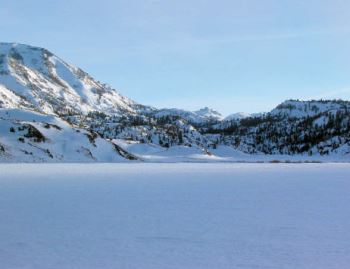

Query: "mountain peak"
left=224, top=112, right=250, bottom=121
left=0, top=42, right=139, bottom=115
left=194, top=107, right=223, bottom=120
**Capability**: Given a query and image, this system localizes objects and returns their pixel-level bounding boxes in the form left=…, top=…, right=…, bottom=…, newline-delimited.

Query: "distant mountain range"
left=0, top=43, right=349, bottom=162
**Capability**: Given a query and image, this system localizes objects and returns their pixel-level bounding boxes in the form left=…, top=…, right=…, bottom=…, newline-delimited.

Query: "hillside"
left=0, top=42, right=146, bottom=115
left=0, top=42, right=349, bottom=162
left=0, top=108, right=131, bottom=162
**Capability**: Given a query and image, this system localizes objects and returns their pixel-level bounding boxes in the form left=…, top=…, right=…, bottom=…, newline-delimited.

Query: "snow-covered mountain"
left=0, top=108, right=136, bottom=162
left=224, top=112, right=250, bottom=121
left=270, top=99, right=350, bottom=119
left=194, top=107, right=223, bottom=121
left=208, top=99, right=350, bottom=156
left=153, top=107, right=222, bottom=125
left=1, top=42, right=349, bottom=162
left=0, top=42, right=149, bottom=115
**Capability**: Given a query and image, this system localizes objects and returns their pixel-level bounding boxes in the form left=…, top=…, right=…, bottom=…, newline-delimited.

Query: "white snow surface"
left=0, top=108, right=126, bottom=162
left=0, top=163, right=349, bottom=269
left=113, top=141, right=350, bottom=163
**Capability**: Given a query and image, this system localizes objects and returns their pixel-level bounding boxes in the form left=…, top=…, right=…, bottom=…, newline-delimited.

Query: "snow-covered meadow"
left=1, top=163, right=350, bottom=269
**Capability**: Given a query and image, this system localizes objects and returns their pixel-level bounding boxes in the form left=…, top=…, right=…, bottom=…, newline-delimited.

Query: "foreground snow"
left=1, top=163, right=350, bottom=269
left=114, top=140, right=350, bottom=163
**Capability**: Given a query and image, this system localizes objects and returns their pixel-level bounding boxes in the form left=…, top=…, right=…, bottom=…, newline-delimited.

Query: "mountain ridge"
left=1, top=42, right=349, bottom=162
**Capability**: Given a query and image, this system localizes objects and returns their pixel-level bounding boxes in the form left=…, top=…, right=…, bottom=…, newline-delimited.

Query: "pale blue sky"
left=1, top=0, right=350, bottom=115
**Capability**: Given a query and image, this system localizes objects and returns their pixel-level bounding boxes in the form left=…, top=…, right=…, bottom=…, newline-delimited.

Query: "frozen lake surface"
left=0, top=163, right=350, bottom=269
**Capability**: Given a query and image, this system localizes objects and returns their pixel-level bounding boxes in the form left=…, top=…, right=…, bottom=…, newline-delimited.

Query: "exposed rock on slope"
left=0, top=42, right=147, bottom=115
left=0, top=108, right=127, bottom=162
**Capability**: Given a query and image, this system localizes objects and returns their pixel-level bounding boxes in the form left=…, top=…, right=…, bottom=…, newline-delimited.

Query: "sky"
left=1, top=0, right=350, bottom=115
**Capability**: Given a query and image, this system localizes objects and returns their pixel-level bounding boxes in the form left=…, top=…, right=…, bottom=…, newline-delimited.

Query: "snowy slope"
left=271, top=99, right=350, bottom=118
left=224, top=112, right=251, bottom=121
left=194, top=107, right=223, bottom=121
left=0, top=42, right=145, bottom=115
left=153, top=107, right=222, bottom=125
left=0, top=108, right=127, bottom=162
left=113, top=139, right=220, bottom=162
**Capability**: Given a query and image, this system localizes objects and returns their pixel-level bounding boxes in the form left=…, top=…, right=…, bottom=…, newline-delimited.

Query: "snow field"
left=0, top=163, right=350, bottom=268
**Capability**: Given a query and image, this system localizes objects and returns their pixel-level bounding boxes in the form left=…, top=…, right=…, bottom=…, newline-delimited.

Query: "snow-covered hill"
left=224, top=112, right=251, bottom=121
left=210, top=99, right=350, bottom=156
left=270, top=99, right=350, bottom=119
left=0, top=108, right=130, bottom=162
left=194, top=107, right=223, bottom=121
left=153, top=107, right=222, bottom=125
left=0, top=42, right=148, bottom=115
left=0, top=42, right=349, bottom=162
